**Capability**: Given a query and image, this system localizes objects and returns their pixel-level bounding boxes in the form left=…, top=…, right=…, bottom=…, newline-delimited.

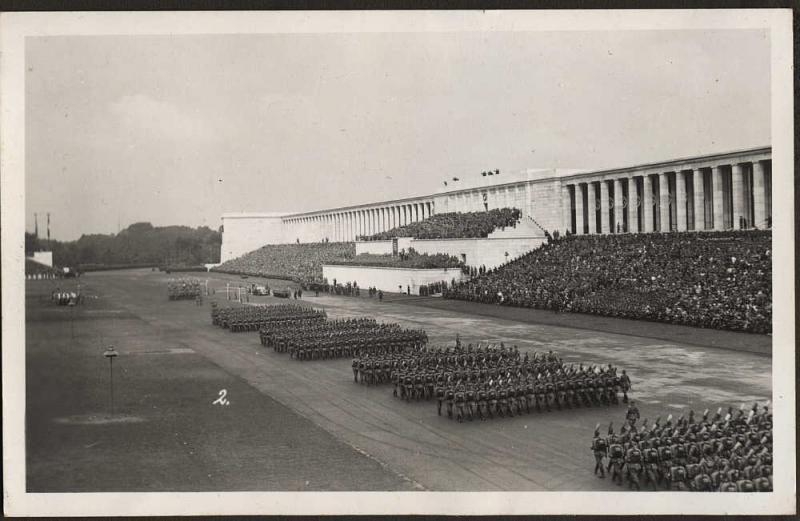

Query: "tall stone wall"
left=220, top=214, right=287, bottom=262
left=409, top=237, right=545, bottom=270
left=322, top=265, right=466, bottom=295
left=528, top=179, right=567, bottom=233
left=354, top=235, right=544, bottom=270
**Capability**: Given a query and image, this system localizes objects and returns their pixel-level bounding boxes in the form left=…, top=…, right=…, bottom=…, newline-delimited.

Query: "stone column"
left=575, top=183, right=585, bottom=235
left=643, top=175, right=654, bottom=233
left=613, top=178, right=623, bottom=233
left=627, top=177, right=638, bottom=233
left=586, top=182, right=597, bottom=234
left=599, top=180, right=609, bottom=234
left=658, top=172, right=670, bottom=232
left=562, top=185, right=572, bottom=233
left=732, top=163, right=745, bottom=229
left=712, top=166, right=724, bottom=230
left=692, top=169, right=705, bottom=231
left=675, top=170, right=687, bottom=231
left=752, top=160, right=766, bottom=228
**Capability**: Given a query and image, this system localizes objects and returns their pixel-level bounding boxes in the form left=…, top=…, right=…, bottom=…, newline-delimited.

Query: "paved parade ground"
left=26, top=269, right=772, bottom=492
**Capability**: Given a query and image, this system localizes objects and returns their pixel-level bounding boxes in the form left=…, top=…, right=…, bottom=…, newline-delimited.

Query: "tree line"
left=25, top=222, right=222, bottom=269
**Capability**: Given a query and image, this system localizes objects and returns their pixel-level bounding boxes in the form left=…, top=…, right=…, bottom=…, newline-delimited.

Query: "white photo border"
left=1, top=9, right=794, bottom=516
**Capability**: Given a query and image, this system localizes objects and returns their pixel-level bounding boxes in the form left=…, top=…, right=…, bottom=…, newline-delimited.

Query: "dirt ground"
left=25, top=269, right=771, bottom=491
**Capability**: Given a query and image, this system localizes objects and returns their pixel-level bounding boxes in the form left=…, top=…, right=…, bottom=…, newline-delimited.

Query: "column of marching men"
left=351, top=342, right=632, bottom=422
left=262, top=317, right=427, bottom=361
left=210, top=302, right=426, bottom=359
left=167, top=278, right=203, bottom=300
left=211, top=302, right=327, bottom=332
left=590, top=402, right=772, bottom=491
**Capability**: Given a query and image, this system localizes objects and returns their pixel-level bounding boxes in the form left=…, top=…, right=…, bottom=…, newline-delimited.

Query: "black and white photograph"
left=1, top=9, right=794, bottom=516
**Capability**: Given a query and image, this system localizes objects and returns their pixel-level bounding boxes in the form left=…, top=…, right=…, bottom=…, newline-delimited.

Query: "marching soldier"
left=592, top=424, right=608, bottom=478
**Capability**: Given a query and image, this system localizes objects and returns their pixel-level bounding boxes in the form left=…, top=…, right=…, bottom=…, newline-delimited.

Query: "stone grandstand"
left=444, top=230, right=771, bottom=334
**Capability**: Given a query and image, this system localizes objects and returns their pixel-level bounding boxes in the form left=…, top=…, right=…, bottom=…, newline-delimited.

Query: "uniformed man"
left=592, top=424, right=608, bottom=478
left=626, top=401, right=641, bottom=428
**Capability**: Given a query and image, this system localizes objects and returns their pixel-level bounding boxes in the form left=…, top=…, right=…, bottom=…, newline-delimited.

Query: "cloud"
left=109, top=94, right=217, bottom=143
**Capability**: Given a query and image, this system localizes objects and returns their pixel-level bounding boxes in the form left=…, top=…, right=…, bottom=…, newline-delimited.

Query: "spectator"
left=363, top=208, right=521, bottom=240
left=214, top=242, right=355, bottom=283
left=444, top=230, right=771, bottom=334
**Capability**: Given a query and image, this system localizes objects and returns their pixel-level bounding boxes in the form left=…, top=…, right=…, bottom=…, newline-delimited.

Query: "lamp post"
left=103, top=346, right=118, bottom=415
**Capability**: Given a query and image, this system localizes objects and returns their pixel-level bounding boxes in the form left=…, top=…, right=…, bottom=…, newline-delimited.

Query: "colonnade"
left=284, top=200, right=435, bottom=242
left=563, top=158, right=772, bottom=235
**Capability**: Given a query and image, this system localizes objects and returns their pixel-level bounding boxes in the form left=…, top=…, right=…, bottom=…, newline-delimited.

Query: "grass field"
left=25, top=269, right=771, bottom=491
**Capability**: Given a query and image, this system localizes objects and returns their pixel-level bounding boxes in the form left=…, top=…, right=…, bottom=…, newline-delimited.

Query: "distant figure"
left=378, top=290, right=383, bottom=301
left=407, top=285, right=411, bottom=295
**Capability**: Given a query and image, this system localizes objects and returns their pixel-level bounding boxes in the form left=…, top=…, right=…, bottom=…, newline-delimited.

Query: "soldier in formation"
left=354, top=345, right=629, bottom=422
left=591, top=402, right=773, bottom=492
left=261, top=317, right=427, bottom=361
left=167, top=278, right=203, bottom=301
left=211, top=303, right=326, bottom=332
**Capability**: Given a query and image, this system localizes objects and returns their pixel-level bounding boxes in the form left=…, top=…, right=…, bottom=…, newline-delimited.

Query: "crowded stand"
left=167, top=278, right=203, bottom=300
left=591, top=401, right=773, bottom=491
left=327, top=249, right=463, bottom=269
left=213, top=242, right=356, bottom=283
left=211, top=303, right=326, bottom=332
left=352, top=343, right=632, bottom=422
left=261, top=317, right=428, bottom=361
left=444, top=230, right=771, bottom=334
left=361, top=208, right=522, bottom=240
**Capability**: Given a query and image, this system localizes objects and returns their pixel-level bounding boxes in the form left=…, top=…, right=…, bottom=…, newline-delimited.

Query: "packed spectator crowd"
left=592, top=402, right=772, bottom=491
left=361, top=208, right=522, bottom=240
left=352, top=341, right=631, bottom=422
left=444, top=230, right=771, bottom=334
left=418, top=281, right=447, bottom=296
left=327, top=248, right=463, bottom=269
left=213, top=242, right=356, bottom=283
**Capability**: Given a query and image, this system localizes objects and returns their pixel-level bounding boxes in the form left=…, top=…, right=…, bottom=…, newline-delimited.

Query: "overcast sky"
left=26, top=29, right=770, bottom=241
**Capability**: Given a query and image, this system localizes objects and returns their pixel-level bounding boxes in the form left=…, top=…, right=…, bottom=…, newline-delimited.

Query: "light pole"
left=103, top=346, right=118, bottom=415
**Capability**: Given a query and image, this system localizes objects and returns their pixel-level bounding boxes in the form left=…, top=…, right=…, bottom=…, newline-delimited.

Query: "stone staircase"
left=487, top=217, right=544, bottom=239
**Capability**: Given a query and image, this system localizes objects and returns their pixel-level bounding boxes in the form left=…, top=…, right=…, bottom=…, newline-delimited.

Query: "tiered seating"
left=445, top=230, right=771, bottom=334
left=211, top=303, right=326, bottom=332
left=362, top=208, right=521, bottom=240
left=212, top=242, right=355, bottom=283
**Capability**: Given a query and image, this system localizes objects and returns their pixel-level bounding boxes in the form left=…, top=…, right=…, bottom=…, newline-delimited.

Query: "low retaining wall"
left=322, top=265, right=467, bottom=295
left=356, top=236, right=545, bottom=269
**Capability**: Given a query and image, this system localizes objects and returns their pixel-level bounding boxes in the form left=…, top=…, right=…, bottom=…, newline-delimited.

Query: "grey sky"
left=26, top=30, right=770, bottom=240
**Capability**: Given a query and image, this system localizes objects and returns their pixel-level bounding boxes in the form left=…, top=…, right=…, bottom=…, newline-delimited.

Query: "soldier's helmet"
left=738, top=479, right=756, bottom=492
left=720, top=482, right=739, bottom=492
left=755, top=476, right=772, bottom=492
